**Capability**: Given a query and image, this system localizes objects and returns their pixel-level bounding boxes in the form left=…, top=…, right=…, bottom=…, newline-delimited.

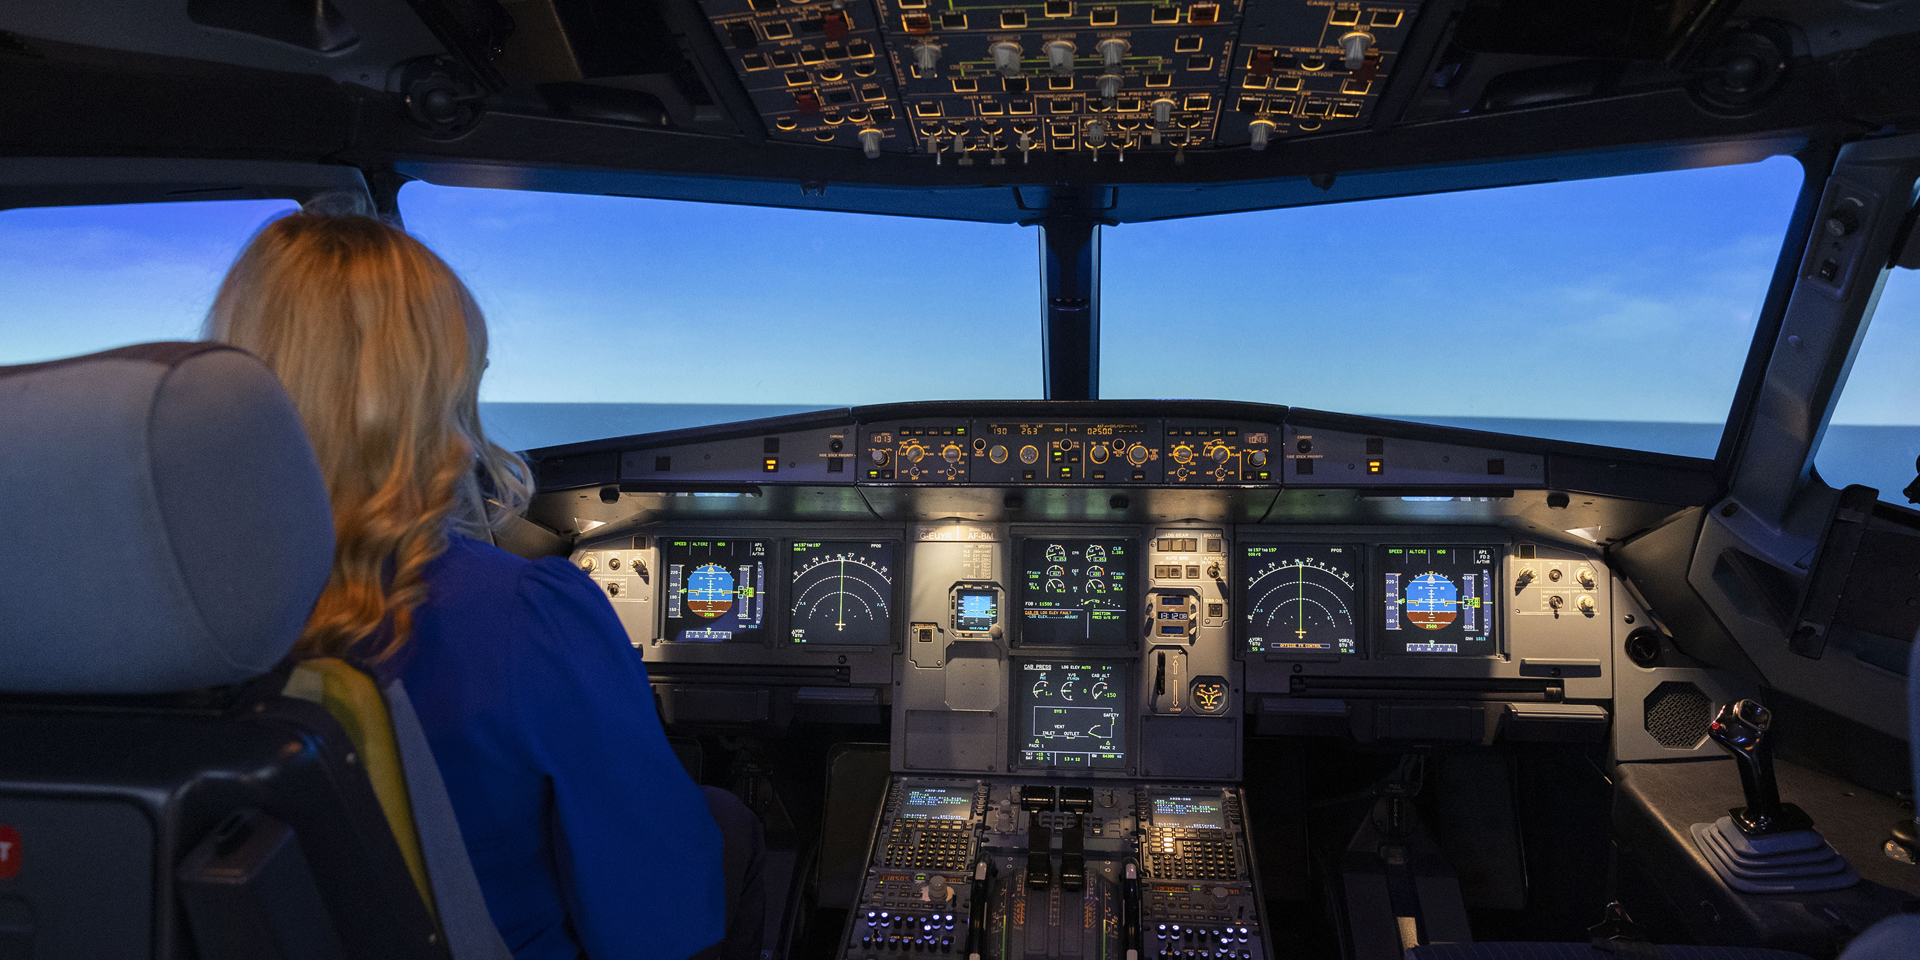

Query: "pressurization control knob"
left=913, top=42, right=941, bottom=76
left=1248, top=117, right=1277, bottom=151
left=1339, top=31, right=1374, bottom=70
left=991, top=41, right=1024, bottom=78
left=1045, top=40, right=1076, bottom=76
left=1152, top=97, right=1175, bottom=129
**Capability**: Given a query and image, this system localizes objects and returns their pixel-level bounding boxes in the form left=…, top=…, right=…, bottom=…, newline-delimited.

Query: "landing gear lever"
left=1706, top=699, right=1812, bottom=835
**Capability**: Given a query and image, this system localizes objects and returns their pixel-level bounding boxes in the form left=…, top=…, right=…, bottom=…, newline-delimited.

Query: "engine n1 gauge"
left=1240, top=543, right=1363, bottom=656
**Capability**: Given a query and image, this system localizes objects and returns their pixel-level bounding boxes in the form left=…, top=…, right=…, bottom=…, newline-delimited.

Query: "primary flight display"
left=1379, top=545, right=1498, bottom=656
left=1019, top=539, right=1135, bottom=645
left=664, top=538, right=769, bottom=642
left=1016, top=661, right=1127, bottom=769
left=1241, top=543, right=1361, bottom=656
left=789, top=540, right=895, bottom=645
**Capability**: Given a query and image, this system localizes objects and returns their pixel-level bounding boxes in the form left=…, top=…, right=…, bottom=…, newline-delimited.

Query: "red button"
left=0, top=825, right=19, bottom=879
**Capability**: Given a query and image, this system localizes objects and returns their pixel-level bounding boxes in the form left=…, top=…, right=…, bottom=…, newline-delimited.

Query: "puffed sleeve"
left=503, top=557, right=726, bottom=959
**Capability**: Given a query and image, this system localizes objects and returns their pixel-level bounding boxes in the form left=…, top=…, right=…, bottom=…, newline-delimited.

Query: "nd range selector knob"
left=942, top=444, right=962, bottom=463
left=989, top=444, right=1009, bottom=464
left=903, top=443, right=926, bottom=462
left=1127, top=443, right=1149, bottom=466
left=1171, top=443, right=1194, bottom=464
left=1211, top=446, right=1231, bottom=463
left=1019, top=444, right=1040, bottom=464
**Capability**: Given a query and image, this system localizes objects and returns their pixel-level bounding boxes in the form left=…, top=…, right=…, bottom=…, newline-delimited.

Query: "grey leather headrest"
left=0, top=343, right=334, bottom=693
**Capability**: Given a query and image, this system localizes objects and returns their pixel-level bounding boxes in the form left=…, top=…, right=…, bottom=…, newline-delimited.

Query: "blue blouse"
left=382, top=535, right=726, bottom=959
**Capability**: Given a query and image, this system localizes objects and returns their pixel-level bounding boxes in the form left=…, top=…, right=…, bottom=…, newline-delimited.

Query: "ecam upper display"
left=1019, top=539, right=1134, bottom=645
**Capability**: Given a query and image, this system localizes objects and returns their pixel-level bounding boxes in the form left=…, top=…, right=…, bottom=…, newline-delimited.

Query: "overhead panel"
left=695, top=0, right=1424, bottom=159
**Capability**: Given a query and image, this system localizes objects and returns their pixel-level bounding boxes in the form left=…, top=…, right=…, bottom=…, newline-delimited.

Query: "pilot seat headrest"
left=0, top=343, right=334, bottom=694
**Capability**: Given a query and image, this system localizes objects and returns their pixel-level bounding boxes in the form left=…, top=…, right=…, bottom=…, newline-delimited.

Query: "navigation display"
left=1379, top=545, right=1498, bottom=657
left=1148, top=790, right=1226, bottom=830
left=788, top=541, right=894, bottom=645
left=1019, top=539, right=1135, bottom=644
left=1015, top=661, right=1127, bottom=769
left=901, top=785, right=974, bottom=821
left=663, top=539, right=769, bottom=643
left=1242, top=543, right=1362, bottom=656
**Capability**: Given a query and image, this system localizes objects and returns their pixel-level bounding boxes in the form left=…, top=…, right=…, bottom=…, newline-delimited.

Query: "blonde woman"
left=207, top=212, right=762, bottom=960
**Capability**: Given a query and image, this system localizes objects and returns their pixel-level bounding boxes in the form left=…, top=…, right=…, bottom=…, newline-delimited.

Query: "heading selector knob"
left=1045, top=40, right=1076, bottom=76
left=991, top=41, right=1024, bottom=78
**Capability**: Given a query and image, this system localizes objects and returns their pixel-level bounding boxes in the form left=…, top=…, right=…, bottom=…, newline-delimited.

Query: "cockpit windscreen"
left=1019, top=539, right=1135, bottom=645
left=1016, top=661, right=1127, bottom=770
left=1379, top=545, right=1498, bottom=657
left=788, top=541, right=894, bottom=645
left=663, top=538, right=769, bottom=643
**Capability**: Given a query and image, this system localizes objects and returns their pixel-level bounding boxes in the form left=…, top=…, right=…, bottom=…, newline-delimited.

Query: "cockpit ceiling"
left=2, top=0, right=1918, bottom=218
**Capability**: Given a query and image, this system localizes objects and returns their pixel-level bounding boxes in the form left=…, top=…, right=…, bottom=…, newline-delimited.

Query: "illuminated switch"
left=763, top=458, right=780, bottom=472
left=785, top=70, right=810, bottom=85
left=1150, top=5, right=1178, bottom=23
left=794, top=90, right=822, bottom=112
left=726, top=22, right=759, bottom=49
left=903, top=12, right=932, bottom=32
left=942, top=12, right=967, bottom=27
left=824, top=11, right=850, bottom=38
left=1089, top=7, right=1118, bottom=25
left=1366, top=460, right=1383, bottom=475
left=1188, top=4, right=1218, bottom=25
left=1371, top=9, right=1404, bottom=27
left=1000, top=10, right=1027, bottom=27
left=741, top=53, right=768, bottom=70
left=770, top=50, right=798, bottom=67
left=1329, top=6, right=1360, bottom=25
left=763, top=21, right=793, bottom=38
left=1175, top=36, right=1203, bottom=53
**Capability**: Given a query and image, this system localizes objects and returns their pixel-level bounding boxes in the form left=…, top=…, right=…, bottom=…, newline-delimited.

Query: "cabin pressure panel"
left=696, top=0, right=1422, bottom=158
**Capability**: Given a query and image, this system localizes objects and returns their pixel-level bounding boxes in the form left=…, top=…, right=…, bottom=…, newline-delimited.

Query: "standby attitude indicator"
left=1016, top=661, right=1126, bottom=769
left=1243, top=543, right=1360, bottom=655
left=789, top=541, right=894, bottom=645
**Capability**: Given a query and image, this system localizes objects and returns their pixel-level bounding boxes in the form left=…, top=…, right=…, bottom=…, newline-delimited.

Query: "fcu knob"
left=1211, top=446, right=1231, bottom=463
left=870, top=448, right=891, bottom=465
left=1088, top=443, right=1109, bottom=464
left=1127, top=444, right=1149, bottom=466
left=989, top=444, right=1009, bottom=464
left=1247, top=449, right=1268, bottom=467
left=1019, top=444, right=1040, bottom=464
left=903, top=443, right=926, bottom=462
left=942, top=444, right=962, bottom=464
left=1171, top=443, right=1194, bottom=464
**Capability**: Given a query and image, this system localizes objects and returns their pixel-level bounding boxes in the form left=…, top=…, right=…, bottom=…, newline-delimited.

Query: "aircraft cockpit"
left=2, top=1, right=1919, bottom=959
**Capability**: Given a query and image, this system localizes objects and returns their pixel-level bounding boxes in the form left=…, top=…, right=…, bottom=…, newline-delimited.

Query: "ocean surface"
left=478, top=403, right=1920, bottom=504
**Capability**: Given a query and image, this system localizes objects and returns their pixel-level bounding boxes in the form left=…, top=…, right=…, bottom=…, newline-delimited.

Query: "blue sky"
left=2, top=153, right=1912, bottom=457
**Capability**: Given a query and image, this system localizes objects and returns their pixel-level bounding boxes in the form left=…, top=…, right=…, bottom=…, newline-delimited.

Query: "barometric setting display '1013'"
left=1379, top=545, right=1498, bottom=657
left=1242, top=543, right=1361, bottom=656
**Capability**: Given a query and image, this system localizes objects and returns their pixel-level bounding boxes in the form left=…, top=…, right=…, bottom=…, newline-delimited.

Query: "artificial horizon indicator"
left=1378, top=544, right=1498, bottom=657
left=664, top=538, right=770, bottom=642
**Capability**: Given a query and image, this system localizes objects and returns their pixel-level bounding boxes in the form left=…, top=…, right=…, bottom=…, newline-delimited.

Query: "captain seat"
left=0, top=343, right=505, bottom=959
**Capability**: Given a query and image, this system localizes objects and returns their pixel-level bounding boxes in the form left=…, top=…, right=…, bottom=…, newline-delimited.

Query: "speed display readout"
left=789, top=541, right=894, bottom=645
left=1242, top=544, right=1361, bottom=655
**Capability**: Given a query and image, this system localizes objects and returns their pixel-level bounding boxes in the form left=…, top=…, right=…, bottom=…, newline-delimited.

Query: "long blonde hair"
left=206, top=212, right=532, bottom=661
